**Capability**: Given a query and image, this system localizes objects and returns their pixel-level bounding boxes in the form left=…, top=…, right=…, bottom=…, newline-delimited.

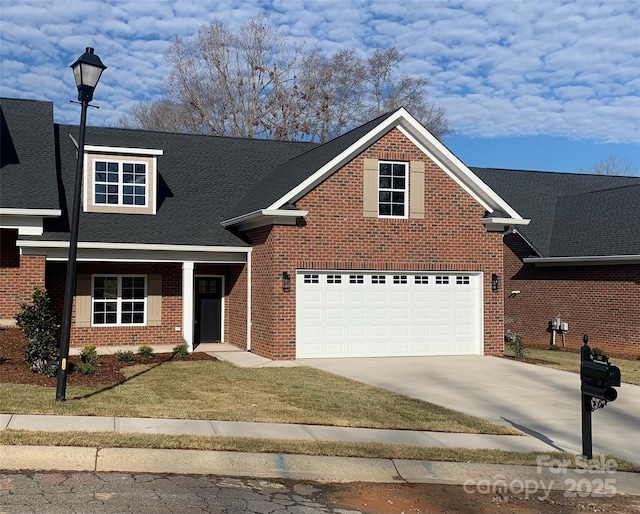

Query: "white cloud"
left=0, top=0, right=638, bottom=145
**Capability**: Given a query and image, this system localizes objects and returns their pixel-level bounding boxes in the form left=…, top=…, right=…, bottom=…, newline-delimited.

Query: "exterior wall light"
left=491, top=273, right=500, bottom=293
left=282, top=271, right=291, bottom=292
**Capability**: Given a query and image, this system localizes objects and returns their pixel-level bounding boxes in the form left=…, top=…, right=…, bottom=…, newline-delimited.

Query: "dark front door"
left=194, top=277, right=222, bottom=345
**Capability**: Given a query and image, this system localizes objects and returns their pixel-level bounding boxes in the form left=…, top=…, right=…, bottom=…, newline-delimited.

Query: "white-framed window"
left=349, top=275, right=364, bottom=284
left=435, top=275, right=450, bottom=285
left=456, top=276, right=470, bottom=285
left=378, top=161, right=407, bottom=218
left=92, top=275, right=147, bottom=325
left=327, top=274, right=342, bottom=284
left=415, top=275, right=429, bottom=284
left=94, top=160, right=147, bottom=207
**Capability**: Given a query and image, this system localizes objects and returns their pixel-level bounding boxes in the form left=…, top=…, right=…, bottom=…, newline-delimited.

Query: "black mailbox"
left=581, top=359, right=621, bottom=402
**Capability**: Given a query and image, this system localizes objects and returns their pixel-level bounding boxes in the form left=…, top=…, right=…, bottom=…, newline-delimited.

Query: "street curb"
left=1, top=446, right=639, bottom=495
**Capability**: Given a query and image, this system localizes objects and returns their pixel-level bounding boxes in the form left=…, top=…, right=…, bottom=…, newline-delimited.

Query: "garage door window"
left=349, top=275, right=364, bottom=284
left=415, top=275, right=429, bottom=284
left=457, top=276, right=470, bottom=285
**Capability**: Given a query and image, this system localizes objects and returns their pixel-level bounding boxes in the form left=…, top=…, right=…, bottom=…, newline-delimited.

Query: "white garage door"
left=296, top=271, right=482, bottom=358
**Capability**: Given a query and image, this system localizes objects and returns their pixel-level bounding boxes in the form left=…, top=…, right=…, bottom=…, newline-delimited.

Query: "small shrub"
left=173, top=343, right=188, bottom=357
left=115, top=350, right=135, bottom=362
left=80, top=345, right=98, bottom=366
left=591, top=347, right=604, bottom=357
left=506, top=333, right=528, bottom=360
left=138, top=345, right=154, bottom=358
left=14, top=287, right=59, bottom=374
left=75, top=362, right=96, bottom=375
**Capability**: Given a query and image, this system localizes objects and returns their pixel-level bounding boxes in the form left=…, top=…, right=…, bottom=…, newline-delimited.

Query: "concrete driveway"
left=300, top=355, right=640, bottom=465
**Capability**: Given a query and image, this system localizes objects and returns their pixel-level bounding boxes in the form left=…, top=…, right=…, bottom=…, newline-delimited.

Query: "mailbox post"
left=580, top=334, right=621, bottom=459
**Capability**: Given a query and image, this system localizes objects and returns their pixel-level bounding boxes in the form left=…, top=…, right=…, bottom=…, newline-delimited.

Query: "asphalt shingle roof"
left=227, top=111, right=396, bottom=218
left=4, top=98, right=639, bottom=258
left=42, top=124, right=315, bottom=247
left=0, top=98, right=59, bottom=210
left=473, top=168, right=640, bottom=257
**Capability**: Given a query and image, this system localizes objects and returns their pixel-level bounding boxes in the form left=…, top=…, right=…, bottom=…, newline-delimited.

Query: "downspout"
left=246, top=249, right=252, bottom=352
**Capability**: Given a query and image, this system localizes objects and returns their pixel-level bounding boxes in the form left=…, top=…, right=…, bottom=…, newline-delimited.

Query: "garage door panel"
left=296, top=271, right=481, bottom=358
left=370, top=291, right=389, bottom=302
left=326, top=291, right=345, bottom=303
left=348, top=325, right=366, bottom=337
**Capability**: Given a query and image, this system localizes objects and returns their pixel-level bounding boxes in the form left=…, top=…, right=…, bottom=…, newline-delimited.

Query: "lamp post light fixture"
left=55, top=48, right=106, bottom=402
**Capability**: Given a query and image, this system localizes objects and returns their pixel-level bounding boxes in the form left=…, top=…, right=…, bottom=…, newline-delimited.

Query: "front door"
left=194, top=277, right=222, bottom=345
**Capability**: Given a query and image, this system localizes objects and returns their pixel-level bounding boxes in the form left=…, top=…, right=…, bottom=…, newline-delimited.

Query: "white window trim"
left=91, top=274, right=148, bottom=327
left=92, top=158, right=149, bottom=208
left=378, top=160, right=408, bottom=219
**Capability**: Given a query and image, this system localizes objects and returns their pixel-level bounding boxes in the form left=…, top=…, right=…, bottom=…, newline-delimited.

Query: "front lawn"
left=504, top=347, right=640, bottom=385
left=0, top=360, right=517, bottom=435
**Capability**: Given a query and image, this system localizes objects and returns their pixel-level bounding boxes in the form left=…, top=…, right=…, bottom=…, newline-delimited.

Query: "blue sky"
left=1, top=0, right=638, bottom=174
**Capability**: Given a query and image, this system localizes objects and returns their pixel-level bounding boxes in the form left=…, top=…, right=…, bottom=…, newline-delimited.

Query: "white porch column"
left=182, top=261, right=195, bottom=352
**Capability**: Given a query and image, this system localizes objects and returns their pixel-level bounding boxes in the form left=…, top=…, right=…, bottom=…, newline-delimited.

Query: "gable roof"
left=473, top=168, right=640, bottom=258
left=223, top=108, right=529, bottom=229
left=0, top=98, right=60, bottom=211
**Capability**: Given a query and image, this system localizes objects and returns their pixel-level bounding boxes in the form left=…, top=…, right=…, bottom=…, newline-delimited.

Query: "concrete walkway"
left=0, top=413, right=553, bottom=453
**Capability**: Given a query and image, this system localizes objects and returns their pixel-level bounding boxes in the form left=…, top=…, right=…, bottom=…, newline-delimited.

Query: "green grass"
left=3, top=429, right=638, bottom=472
left=0, top=360, right=517, bottom=434
left=504, top=347, right=640, bottom=385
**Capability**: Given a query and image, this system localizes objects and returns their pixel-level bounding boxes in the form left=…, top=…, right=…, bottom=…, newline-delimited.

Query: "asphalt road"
left=0, top=472, right=357, bottom=514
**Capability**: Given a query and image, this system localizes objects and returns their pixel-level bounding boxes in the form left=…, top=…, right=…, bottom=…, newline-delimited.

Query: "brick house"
left=475, top=168, right=640, bottom=358
left=2, top=97, right=637, bottom=359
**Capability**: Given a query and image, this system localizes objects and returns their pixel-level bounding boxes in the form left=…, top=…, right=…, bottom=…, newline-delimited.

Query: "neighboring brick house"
left=3, top=96, right=637, bottom=360
left=475, top=168, right=640, bottom=358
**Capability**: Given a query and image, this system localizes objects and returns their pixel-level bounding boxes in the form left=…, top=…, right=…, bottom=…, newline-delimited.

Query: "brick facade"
left=245, top=128, right=505, bottom=360
left=44, top=261, right=247, bottom=349
left=0, top=229, right=46, bottom=323
left=504, top=233, right=640, bottom=358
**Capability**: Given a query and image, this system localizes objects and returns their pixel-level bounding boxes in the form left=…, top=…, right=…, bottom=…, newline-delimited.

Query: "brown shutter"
left=363, top=158, right=379, bottom=218
left=147, top=274, right=162, bottom=326
left=75, top=275, right=91, bottom=327
left=409, top=161, right=425, bottom=219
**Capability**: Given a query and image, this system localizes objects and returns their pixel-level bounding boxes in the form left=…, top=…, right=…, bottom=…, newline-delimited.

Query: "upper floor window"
left=94, top=160, right=147, bottom=207
left=83, top=145, right=163, bottom=215
left=378, top=161, right=407, bottom=218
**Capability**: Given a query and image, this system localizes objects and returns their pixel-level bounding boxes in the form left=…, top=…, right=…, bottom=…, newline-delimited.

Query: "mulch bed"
left=0, top=327, right=215, bottom=387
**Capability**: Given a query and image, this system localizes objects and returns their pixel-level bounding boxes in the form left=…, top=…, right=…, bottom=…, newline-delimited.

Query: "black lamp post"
left=56, top=48, right=106, bottom=402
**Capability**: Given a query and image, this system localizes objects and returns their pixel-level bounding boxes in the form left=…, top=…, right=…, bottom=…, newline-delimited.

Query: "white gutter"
left=0, top=208, right=61, bottom=217
left=482, top=217, right=530, bottom=226
left=523, top=255, right=640, bottom=266
left=220, top=209, right=308, bottom=229
left=246, top=249, right=252, bottom=352
left=16, top=240, right=251, bottom=253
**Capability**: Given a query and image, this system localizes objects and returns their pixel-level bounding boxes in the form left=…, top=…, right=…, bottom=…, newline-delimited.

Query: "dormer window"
left=94, top=160, right=147, bottom=206
left=83, top=145, right=163, bottom=215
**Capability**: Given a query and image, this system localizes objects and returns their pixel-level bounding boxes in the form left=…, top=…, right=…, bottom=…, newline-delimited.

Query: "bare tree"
left=121, top=16, right=450, bottom=141
left=580, top=156, right=638, bottom=176
left=363, top=48, right=449, bottom=137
